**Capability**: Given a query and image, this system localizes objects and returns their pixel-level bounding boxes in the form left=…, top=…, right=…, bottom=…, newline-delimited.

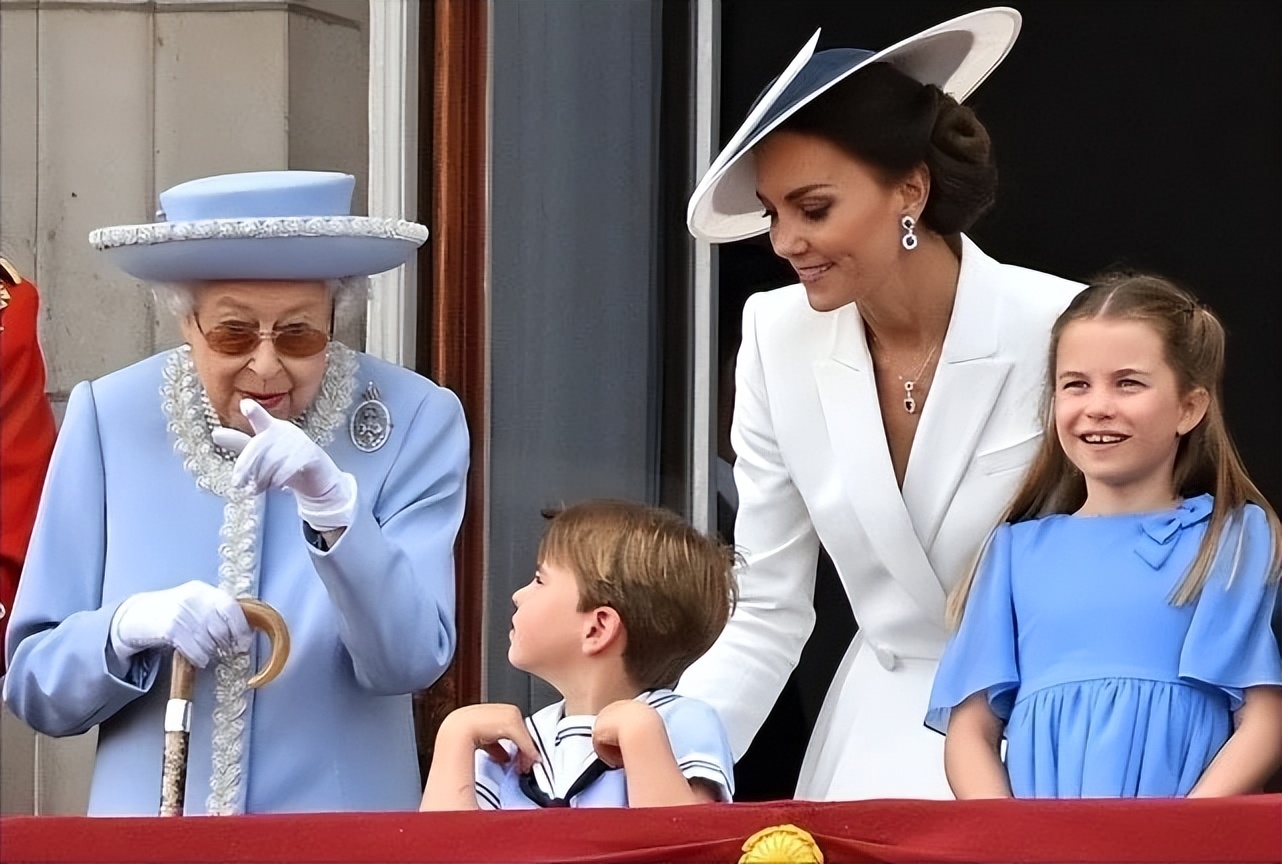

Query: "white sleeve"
left=677, top=293, right=820, bottom=758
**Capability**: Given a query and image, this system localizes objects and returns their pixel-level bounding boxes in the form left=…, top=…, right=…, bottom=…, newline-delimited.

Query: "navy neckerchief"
left=518, top=757, right=616, bottom=808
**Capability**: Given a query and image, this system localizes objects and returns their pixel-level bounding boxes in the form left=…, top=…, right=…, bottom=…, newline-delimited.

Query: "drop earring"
left=900, top=215, right=918, bottom=251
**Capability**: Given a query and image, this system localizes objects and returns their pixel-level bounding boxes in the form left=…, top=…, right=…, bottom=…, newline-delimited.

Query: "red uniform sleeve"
left=1, top=266, right=58, bottom=671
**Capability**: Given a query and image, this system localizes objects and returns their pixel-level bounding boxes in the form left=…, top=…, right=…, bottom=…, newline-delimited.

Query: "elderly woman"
left=3, top=171, right=469, bottom=815
left=676, top=9, right=1080, bottom=799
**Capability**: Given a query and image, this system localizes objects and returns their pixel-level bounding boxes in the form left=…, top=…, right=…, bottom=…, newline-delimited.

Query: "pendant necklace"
left=897, top=341, right=940, bottom=415
left=866, top=330, right=938, bottom=412
left=868, top=327, right=944, bottom=415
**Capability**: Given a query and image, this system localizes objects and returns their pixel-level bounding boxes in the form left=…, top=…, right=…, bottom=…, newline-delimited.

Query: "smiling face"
left=507, top=559, right=593, bottom=682
left=754, top=130, right=914, bottom=312
left=178, top=280, right=332, bottom=433
left=1054, top=318, right=1209, bottom=513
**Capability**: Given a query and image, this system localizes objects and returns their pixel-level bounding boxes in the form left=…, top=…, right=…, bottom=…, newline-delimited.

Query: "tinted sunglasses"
left=194, top=314, right=330, bottom=358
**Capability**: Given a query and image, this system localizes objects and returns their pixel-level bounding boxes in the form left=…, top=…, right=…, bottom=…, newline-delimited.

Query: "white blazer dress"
left=679, top=236, right=1080, bottom=799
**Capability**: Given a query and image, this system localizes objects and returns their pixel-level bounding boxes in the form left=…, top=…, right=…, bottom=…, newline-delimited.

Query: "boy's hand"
left=439, top=703, right=540, bottom=773
left=592, top=699, right=666, bottom=768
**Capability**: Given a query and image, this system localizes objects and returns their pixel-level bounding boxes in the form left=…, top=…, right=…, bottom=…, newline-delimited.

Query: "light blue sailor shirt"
left=474, top=688, right=734, bottom=808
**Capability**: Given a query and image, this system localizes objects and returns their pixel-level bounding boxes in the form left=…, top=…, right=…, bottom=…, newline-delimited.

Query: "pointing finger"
left=239, top=398, right=275, bottom=435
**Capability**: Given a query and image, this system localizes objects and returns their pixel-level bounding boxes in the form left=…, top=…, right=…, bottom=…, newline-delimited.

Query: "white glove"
left=211, top=398, right=357, bottom=531
left=109, top=581, right=253, bottom=669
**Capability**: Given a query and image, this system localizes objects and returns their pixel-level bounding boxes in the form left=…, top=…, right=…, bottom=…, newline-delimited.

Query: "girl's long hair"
left=947, top=272, right=1281, bottom=627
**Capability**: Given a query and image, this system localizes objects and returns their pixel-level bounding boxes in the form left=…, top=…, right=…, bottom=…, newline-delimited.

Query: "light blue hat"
left=89, top=170, right=428, bottom=281
left=687, top=8, right=1021, bottom=243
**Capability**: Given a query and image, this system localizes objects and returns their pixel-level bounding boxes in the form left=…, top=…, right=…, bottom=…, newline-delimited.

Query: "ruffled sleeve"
left=926, top=524, right=1020, bottom=734
left=1180, top=504, right=1282, bottom=712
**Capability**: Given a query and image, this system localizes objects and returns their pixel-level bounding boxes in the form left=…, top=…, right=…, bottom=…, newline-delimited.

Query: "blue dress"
left=926, top=495, right=1281, bottom=797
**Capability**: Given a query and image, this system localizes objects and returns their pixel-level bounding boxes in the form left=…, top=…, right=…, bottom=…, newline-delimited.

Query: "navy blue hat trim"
left=743, top=48, right=878, bottom=146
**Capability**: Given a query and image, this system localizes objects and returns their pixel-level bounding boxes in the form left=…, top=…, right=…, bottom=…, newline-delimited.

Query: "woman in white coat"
left=677, top=9, right=1080, bottom=799
left=4, top=170, right=469, bottom=814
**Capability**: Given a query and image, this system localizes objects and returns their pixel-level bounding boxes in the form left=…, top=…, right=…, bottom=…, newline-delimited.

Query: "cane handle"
left=239, top=598, right=289, bottom=688
left=158, top=598, right=289, bottom=816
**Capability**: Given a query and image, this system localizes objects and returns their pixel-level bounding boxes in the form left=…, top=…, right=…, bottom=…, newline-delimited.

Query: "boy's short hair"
left=538, top=500, right=738, bottom=690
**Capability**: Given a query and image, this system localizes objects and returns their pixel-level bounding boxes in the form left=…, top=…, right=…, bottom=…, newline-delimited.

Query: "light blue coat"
left=3, top=349, right=469, bottom=814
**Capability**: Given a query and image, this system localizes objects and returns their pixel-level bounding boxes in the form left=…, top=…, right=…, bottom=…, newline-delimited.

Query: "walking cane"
left=160, top=598, right=290, bottom=816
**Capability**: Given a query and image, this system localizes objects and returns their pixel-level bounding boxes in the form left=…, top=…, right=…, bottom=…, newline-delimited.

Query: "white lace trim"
left=90, top=216, right=428, bottom=249
left=159, top=342, right=358, bottom=814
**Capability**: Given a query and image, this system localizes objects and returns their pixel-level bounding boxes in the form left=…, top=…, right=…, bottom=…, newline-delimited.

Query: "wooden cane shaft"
left=160, top=729, right=189, bottom=816
left=161, top=652, right=195, bottom=816
left=157, top=600, right=288, bottom=815
left=169, top=651, right=196, bottom=701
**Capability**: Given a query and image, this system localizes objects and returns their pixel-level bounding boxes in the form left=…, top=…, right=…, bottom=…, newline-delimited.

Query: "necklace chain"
left=896, top=340, right=940, bottom=386
left=870, top=333, right=941, bottom=416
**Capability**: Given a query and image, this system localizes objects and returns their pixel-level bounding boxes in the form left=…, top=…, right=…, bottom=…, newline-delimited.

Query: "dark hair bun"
left=779, top=64, right=999, bottom=235
left=922, top=93, right=997, bottom=234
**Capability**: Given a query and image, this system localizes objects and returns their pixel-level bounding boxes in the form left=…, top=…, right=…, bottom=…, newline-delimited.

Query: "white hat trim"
left=89, top=216, right=428, bottom=250
left=687, top=8, right=1021, bottom=243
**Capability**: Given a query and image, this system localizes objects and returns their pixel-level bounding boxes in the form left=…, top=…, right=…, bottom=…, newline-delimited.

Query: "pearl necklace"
left=159, top=342, right=357, bottom=813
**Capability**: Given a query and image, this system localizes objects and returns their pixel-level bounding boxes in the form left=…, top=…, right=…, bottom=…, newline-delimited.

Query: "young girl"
left=926, top=272, right=1282, bottom=798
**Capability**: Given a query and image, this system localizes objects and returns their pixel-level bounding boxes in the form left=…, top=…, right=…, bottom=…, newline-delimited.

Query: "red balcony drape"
left=5, top=795, right=1279, bottom=864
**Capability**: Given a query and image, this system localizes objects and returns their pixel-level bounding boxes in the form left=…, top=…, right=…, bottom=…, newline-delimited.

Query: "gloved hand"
left=211, top=399, right=357, bottom=531
left=110, top=581, right=253, bottom=669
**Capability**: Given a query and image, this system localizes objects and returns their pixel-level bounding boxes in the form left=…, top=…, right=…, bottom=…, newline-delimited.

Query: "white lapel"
left=901, top=238, right=1012, bottom=550
left=813, top=305, right=947, bottom=622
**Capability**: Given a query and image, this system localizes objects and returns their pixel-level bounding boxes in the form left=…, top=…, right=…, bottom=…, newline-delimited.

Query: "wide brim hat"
left=89, top=170, right=428, bottom=281
left=687, top=7, right=1021, bottom=243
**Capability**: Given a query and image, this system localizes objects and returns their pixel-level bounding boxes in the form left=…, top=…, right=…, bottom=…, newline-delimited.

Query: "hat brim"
left=687, top=7, right=1022, bottom=243
left=89, top=216, right=428, bottom=281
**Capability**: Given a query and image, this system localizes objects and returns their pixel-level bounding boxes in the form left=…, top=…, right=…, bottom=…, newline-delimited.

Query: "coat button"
left=870, top=641, right=898, bottom=671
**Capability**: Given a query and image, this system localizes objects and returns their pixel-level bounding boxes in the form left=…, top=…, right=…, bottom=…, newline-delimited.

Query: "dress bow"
left=1135, top=494, right=1213, bottom=569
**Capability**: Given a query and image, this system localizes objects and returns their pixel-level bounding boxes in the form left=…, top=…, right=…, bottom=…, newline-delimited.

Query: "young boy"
left=421, top=500, right=738, bottom=809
